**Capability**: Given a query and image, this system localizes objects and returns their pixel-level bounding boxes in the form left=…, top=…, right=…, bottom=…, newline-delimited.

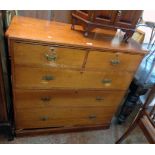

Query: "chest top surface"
left=6, top=16, right=147, bottom=55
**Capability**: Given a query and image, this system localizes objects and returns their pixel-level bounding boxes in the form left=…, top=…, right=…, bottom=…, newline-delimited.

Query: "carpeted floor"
left=0, top=118, right=148, bottom=144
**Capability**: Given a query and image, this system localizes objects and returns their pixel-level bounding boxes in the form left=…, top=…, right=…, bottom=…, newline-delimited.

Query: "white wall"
left=138, top=10, right=155, bottom=44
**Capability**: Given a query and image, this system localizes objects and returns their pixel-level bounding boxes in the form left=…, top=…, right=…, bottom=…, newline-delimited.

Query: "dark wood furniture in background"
left=71, top=10, right=143, bottom=40
left=0, top=12, right=13, bottom=140
left=0, top=58, right=7, bottom=122
left=116, top=85, right=155, bottom=144
left=0, top=57, right=13, bottom=140
left=6, top=16, right=146, bottom=136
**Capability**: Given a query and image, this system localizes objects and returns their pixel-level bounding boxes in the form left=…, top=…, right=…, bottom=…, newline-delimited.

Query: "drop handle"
left=45, top=47, right=57, bottom=61
left=41, top=96, right=51, bottom=102
left=111, top=59, right=120, bottom=65
left=96, top=96, right=104, bottom=101
left=42, top=75, right=55, bottom=81
left=102, top=79, right=112, bottom=84
left=88, top=115, right=96, bottom=120
left=45, top=53, right=57, bottom=61
left=40, top=116, right=49, bottom=121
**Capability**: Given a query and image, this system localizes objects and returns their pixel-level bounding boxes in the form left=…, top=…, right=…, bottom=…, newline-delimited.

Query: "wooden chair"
left=116, top=85, right=155, bottom=144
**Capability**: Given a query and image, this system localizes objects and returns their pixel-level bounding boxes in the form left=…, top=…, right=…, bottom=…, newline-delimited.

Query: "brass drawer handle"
left=45, top=47, right=57, bottom=61
left=41, top=96, right=51, bottom=102
left=88, top=115, right=96, bottom=120
left=102, top=79, right=112, bottom=84
left=111, top=59, right=120, bottom=65
left=42, top=75, right=55, bottom=81
left=96, top=96, right=104, bottom=101
left=40, top=116, right=49, bottom=121
left=45, top=53, right=57, bottom=61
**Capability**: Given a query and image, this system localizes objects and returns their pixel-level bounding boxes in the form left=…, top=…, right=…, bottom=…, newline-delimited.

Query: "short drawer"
left=14, top=89, right=125, bottom=109
left=13, top=42, right=86, bottom=68
left=15, top=107, right=115, bottom=129
left=86, top=51, right=143, bottom=72
left=14, top=66, right=134, bottom=90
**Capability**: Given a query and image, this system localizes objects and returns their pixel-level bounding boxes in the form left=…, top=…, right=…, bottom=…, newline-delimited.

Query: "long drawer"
left=15, top=106, right=115, bottom=129
left=13, top=42, right=86, bottom=68
left=14, top=89, right=125, bottom=109
left=14, top=66, right=133, bottom=90
left=86, top=51, right=143, bottom=72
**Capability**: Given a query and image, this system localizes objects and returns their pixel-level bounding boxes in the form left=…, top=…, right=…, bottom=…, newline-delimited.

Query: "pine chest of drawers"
left=6, top=16, right=146, bottom=136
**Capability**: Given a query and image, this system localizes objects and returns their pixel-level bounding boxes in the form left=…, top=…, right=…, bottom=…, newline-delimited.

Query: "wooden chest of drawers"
left=6, top=16, right=146, bottom=136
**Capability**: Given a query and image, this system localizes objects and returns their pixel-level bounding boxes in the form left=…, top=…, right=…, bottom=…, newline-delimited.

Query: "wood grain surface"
left=6, top=16, right=147, bottom=55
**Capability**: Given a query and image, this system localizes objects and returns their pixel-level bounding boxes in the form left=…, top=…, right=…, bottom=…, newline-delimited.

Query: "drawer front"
left=14, top=66, right=134, bottom=90
left=13, top=42, right=86, bottom=68
left=14, top=89, right=125, bottom=109
left=86, top=51, right=143, bottom=72
left=15, top=107, right=115, bottom=129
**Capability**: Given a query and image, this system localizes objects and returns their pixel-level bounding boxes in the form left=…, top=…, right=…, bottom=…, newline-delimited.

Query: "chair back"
left=142, top=85, right=155, bottom=127
left=149, top=104, right=155, bottom=125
